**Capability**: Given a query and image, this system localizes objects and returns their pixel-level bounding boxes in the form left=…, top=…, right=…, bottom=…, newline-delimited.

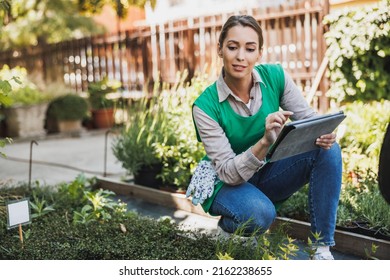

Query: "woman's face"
left=218, top=25, right=262, bottom=81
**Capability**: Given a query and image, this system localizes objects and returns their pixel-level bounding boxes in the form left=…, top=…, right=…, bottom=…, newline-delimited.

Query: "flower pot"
left=134, top=164, right=163, bottom=189
left=58, top=120, right=83, bottom=133
left=1, top=103, right=48, bottom=138
left=92, top=108, right=115, bottom=129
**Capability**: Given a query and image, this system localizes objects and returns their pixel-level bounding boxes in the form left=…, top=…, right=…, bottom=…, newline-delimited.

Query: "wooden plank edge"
left=96, top=177, right=216, bottom=218
left=97, top=177, right=390, bottom=260
left=273, top=217, right=390, bottom=260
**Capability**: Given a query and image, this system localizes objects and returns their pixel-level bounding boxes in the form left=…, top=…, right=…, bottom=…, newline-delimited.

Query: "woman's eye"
left=247, top=48, right=256, bottom=52
left=227, top=46, right=237, bottom=51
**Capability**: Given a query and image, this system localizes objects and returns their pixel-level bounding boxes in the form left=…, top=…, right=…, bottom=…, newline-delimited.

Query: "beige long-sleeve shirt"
left=193, top=67, right=316, bottom=186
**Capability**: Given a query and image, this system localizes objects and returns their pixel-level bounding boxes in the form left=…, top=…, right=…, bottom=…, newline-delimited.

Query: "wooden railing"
left=0, top=0, right=330, bottom=111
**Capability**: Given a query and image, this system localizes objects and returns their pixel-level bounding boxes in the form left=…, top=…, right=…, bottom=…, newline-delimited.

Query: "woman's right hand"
left=263, top=111, right=294, bottom=146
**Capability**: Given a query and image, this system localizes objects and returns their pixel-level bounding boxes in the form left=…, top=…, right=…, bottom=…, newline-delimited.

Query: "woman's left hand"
left=316, top=133, right=336, bottom=149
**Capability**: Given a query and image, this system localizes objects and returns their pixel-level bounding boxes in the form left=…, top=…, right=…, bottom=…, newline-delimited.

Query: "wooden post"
left=18, top=224, right=24, bottom=248
left=28, top=140, right=38, bottom=191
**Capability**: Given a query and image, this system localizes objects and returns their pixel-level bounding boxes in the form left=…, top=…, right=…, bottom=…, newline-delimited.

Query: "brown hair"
left=218, top=15, right=263, bottom=50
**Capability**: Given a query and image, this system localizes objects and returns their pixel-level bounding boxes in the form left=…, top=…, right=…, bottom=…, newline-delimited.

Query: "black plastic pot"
left=134, top=164, right=163, bottom=189
left=336, top=221, right=390, bottom=241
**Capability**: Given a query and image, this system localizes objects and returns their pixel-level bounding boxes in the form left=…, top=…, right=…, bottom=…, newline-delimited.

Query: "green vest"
left=193, top=64, right=285, bottom=213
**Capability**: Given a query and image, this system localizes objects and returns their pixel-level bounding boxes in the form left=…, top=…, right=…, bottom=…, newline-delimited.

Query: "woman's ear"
left=258, top=47, right=263, bottom=60
left=217, top=43, right=223, bottom=57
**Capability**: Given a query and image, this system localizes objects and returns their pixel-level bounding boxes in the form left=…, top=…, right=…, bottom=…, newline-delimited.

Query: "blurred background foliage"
left=0, top=0, right=156, bottom=51
left=324, top=0, right=390, bottom=103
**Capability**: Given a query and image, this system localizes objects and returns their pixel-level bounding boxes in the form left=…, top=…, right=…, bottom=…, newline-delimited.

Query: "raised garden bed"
left=96, top=177, right=390, bottom=260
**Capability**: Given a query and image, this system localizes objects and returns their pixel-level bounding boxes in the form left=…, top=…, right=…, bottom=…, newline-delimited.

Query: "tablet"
left=266, top=111, right=346, bottom=162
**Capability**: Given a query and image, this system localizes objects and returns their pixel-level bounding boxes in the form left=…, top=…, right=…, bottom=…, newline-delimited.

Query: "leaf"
left=216, top=252, right=234, bottom=260
left=11, top=76, right=22, bottom=85
left=119, top=223, right=127, bottom=233
left=0, top=94, right=12, bottom=106
left=0, top=80, right=12, bottom=94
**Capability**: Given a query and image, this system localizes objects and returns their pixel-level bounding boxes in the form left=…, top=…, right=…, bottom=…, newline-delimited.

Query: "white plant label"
left=6, top=198, right=31, bottom=229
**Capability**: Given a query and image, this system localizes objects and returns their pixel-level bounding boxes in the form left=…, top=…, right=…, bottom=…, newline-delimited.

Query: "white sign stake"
left=6, top=198, right=31, bottom=246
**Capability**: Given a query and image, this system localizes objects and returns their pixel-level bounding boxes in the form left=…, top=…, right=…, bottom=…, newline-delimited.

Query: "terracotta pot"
left=92, top=108, right=115, bottom=129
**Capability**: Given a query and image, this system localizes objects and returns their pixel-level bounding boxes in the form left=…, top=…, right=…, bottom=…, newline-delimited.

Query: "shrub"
left=324, top=0, right=390, bottom=102
left=339, top=100, right=390, bottom=180
left=88, top=77, right=121, bottom=110
left=112, top=70, right=207, bottom=190
left=0, top=65, right=52, bottom=107
left=46, top=93, right=88, bottom=121
left=337, top=171, right=390, bottom=237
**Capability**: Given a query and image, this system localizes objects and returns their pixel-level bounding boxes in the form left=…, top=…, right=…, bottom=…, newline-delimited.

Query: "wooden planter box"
left=96, top=177, right=390, bottom=260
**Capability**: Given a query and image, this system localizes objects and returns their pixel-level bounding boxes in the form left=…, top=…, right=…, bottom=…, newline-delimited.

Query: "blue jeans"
left=209, top=144, right=342, bottom=246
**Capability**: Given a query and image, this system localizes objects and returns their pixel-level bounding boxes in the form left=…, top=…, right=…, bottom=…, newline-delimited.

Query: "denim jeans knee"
left=210, top=183, right=277, bottom=235
left=210, top=143, right=342, bottom=244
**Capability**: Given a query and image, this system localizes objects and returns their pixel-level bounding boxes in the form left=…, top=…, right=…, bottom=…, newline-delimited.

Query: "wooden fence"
left=0, top=0, right=330, bottom=111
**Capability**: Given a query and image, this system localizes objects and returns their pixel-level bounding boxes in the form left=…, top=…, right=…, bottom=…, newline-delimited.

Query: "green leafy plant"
left=339, top=100, right=390, bottom=181
left=112, top=96, right=162, bottom=176
left=0, top=68, right=20, bottom=156
left=0, top=0, right=10, bottom=11
left=0, top=76, right=21, bottom=107
left=277, top=184, right=309, bottom=221
left=46, top=93, right=88, bottom=121
left=339, top=170, right=390, bottom=235
left=324, top=0, right=390, bottom=103
left=112, top=70, right=208, bottom=190
left=365, top=243, right=379, bottom=260
left=30, top=193, right=55, bottom=219
left=73, top=189, right=127, bottom=224
left=0, top=136, right=12, bottom=158
left=87, top=77, right=121, bottom=110
left=215, top=220, right=298, bottom=260
left=305, top=232, right=324, bottom=259
left=55, top=173, right=92, bottom=210
left=0, top=65, right=52, bottom=107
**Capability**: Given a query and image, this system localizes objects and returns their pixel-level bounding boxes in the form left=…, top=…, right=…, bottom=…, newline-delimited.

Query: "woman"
left=186, top=15, right=342, bottom=260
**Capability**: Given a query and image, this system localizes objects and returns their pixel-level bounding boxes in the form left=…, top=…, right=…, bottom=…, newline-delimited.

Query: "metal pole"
left=28, top=140, right=38, bottom=190
left=104, top=130, right=111, bottom=177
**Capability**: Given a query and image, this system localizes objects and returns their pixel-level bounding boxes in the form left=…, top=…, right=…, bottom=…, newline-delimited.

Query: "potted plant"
left=45, top=93, right=89, bottom=134
left=112, top=71, right=207, bottom=191
left=0, top=65, right=53, bottom=138
left=112, top=95, right=162, bottom=188
left=88, top=77, right=121, bottom=129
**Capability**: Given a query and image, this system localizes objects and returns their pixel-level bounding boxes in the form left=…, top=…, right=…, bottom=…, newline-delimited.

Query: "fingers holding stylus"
left=266, top=111, right=294, bottom=129
left=264, top=111, right=294, bottom=144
